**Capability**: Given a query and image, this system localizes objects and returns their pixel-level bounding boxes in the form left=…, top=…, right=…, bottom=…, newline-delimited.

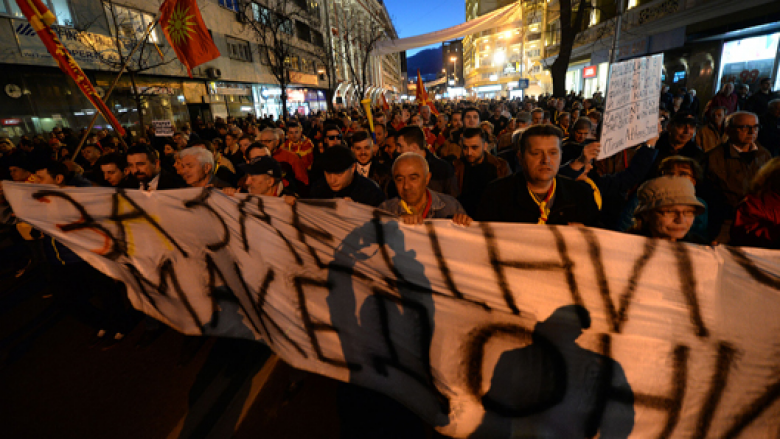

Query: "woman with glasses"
left=628, top=176, right=706, bottom=243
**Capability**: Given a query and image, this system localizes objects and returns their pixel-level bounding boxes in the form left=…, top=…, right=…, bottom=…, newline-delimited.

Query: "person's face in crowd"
left=225, top=134, right=237, bottom=148
left=573, top=126, right=590, bottom=144
left=396, top=136, right=423, bottom=156
left=350, top=121, right=360, bottom=132
left=673, top=96, right=683, bottom=107
left=259, top=131, right=280, bottom=153
left=392, top=113, right=402, bottom=125
left=375, top=126, right=387, bottom=144
left=531, top=112, right=543, bottom=125
left=669, top=120, right=695, bottom=146
left=164, top=144, right=175, bottom=156
left=180, top=155, right=211, bottom=187
left=9, top=166, right=30, bottom=182
left=246, top=147, right=269, bottom=162
left=325, top=164, right=355, bottom=192
left=521, top=136, right=561, bottom=188
left=246, top=173, right=275, bottom=195
left=436, top=117, right=447, bottom=131
left=173, top=134, right=186, bottom=148
left=82, top=145, right=101, bottom=164
left=394, top=158, right=431, bottom=207
left=352, top=139, right=373, bottom=165
left=729, top=113, right=760, bottom=147
left=101, top=163, right=125, bottom=187
left=412, top=114, right=423, bottom=128
left=481, top=124, right=493, bottom=136
left=375, top=114, right=386, bottom=125
left=556, top=100, right=565, bottom=111
left=451, top=113, right=463, bottom=130
left=722, top=83, right=734, bottom=96
left=662, top=163, right=697, bottom=186
left=712, top=109, right=726, bottom=127
left=287, top=126, right=302, bottom=142
left=464, top=111, right=480, bottom=128
left=421, top=106, right=431, bottom=120
left=127, top=153, right=159, bottom=183
left=587, top=115, right=599, bottom=128
left=0, top=139, right=13, bottom=154
left=324, top=130, right=342, bottom=148
left=34, top=169, right=63, bottom=186
left=239, top=137, right=252, bottom=154
left=462, top=135, right=486, bottom=165
left=760, top=80, right=772, bottom=93
left=493, top=107, right=501, bottom=118
left=401, top=109, right=411, bottom=123
left=648, top=204, right=697, bottom=241
left=559, top=115, right=570, bottom=128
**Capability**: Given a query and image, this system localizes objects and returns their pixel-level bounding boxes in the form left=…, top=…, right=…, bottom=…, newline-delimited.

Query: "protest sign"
left=152, top=120, right=174, bottom=137
left=599, top=54, right=663, bottom=160
left=5, top=182, right=780, bottom=438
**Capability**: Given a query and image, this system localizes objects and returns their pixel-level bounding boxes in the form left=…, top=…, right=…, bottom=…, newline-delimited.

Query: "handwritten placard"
left=152, top=120, right=174, bottom=137
left=599, top=54, right=663, bottom=160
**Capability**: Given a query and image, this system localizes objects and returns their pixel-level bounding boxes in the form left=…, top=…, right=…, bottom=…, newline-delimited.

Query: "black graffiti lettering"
left=124, top=262, right=160, bottom=310
left=633, top=345, right=689, bottom=439
left=32, top=189, right=123, bottom=259
left=726, top=246, right=780, bottom=289
left=237, top=195, right=302, bottom=263
left=480, top=224, right=581, bottom=315
left=722, top=373, right=780, bottom=438
left=228, top=264, right=307, bottom=357
left=671, top=242, right=708, bottom=338
left=693, top=342, right=737, bottom=439
left=110, top=189, right=188, bottom=257
left=294, top=276, right=359, bottom=370
left=424, top=222, right=490, bottom=311
left=293, top=200, right=335, bottom=268
left=461, top=323, right=534, bottom=402
left=183, top=189, right=229, bottom=252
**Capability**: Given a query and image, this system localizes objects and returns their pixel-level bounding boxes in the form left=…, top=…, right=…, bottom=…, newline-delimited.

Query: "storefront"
left=716, top=32, right=780, bottom=93
left=207, top=82, right=255, bottom=120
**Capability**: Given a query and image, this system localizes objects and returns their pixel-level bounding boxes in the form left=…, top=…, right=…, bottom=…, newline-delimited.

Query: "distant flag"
left=381, top=93, right=390, bottom=111
left=415, top=69, right=440, bottom=116
left=14, top=0, right=125, bottom=136
left=159, top=0, right=220, bottom=78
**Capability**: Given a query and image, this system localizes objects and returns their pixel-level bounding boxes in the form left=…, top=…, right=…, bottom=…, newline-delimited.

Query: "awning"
left=372, top=2, right=523, bottom=56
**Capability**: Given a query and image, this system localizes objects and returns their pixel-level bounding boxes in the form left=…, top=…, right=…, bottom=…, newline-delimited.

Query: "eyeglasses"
left=326, top=135, right=341, bottom=140
left=655, top=208, right=698, bottom=219
left=733, top=124, right=760, bottom=132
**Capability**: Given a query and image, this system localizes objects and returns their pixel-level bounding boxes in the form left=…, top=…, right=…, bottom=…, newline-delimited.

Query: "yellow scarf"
left=528, top=179, right=556, bottom=224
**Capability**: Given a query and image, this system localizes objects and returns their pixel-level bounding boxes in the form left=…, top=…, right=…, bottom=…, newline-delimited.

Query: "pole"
left=608, top=0, right=625, bottom=66
left=72, top=17, right=160, bottom=160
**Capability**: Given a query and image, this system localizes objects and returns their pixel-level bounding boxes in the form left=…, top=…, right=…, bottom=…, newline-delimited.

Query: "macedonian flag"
left=160, top=0, right=220, bottom=78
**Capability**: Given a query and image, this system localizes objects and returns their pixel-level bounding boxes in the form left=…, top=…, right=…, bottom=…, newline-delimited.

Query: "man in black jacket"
left=309, top=145, right=385, bottom=207
left=126, top=145, right=186, bottom=190
left=476, top=124, right=600, bottom=226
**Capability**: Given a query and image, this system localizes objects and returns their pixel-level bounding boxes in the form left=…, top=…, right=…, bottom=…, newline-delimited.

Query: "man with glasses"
left=257, top=128, right=308, bottom=187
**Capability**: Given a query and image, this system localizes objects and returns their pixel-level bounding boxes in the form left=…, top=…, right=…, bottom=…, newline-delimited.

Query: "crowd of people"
left=1, top=78, right=780, bottom=435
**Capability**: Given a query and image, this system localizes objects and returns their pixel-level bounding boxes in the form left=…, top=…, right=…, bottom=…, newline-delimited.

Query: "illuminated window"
left=104, top=3, right=159, bottom=43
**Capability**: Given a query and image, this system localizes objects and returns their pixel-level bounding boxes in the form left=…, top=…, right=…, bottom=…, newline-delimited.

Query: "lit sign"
left=476, top=85, right=502, bottom=92
left=583, top=65, right=597, bottom=78
left=1, top=118, right=21, bottom=126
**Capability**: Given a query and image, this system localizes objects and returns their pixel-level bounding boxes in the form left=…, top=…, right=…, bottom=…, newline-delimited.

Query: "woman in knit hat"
left=629, top=175, right=706, bottom=242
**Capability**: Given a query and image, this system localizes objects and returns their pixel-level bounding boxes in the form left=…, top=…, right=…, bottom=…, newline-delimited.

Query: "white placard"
left=152, top=120, right=174, bottom=137
left=599, top=54, right=663, bottom=160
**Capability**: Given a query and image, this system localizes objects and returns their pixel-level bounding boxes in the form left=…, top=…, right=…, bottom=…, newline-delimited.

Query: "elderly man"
left=397, top=125, right=459, bottom=197
left=454, top=127, right=511, bottom=216
left=351, top=131, right=391, bottom=195
left=283, top=122, right=314, bottom=169
left=476, top=124, right=600, bottom=225
left=309, top=145, right=385, bottom=207
left=179, top=147, right=232, bottom=188
left=126, top=145, right=185, bottom=190
left=420, top=105, right=437, bottom=128
left=223, top=156, right=296, bottom=205
left=258, top=128, right=308, bottom=187
left=379, top=152, right=471, bottom=225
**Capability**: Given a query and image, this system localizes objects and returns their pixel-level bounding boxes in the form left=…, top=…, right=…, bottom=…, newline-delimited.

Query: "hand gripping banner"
left=5, top=182, right=780, bottom=438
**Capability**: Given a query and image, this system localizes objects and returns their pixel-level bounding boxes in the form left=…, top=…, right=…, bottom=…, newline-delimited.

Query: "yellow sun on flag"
left=167, top=5, right=196, bottom=46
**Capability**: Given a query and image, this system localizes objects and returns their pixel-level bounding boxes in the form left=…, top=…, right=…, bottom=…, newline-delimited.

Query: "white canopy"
left=372, top=2, right=523, bottom=56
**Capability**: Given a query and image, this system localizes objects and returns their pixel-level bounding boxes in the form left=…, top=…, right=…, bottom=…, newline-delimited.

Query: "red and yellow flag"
left=414, top=69, right=439, bottom=116
left=381, top=93, right=390, bottom=111
left=160, top=0, right=220, bottom=78
left=15, top=0, right=125, bottom=136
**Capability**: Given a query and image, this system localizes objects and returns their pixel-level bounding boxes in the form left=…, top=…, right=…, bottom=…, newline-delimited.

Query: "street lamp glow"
left=450, top=56, right=457, bottom=62
left=493, top=50, right=505, bottom=65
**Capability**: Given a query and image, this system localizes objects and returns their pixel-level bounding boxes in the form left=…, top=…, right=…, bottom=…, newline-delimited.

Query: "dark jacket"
left=651, top=131, right=706, bottom=175
left=475, top=173, right=601, bottom=226
left=705, top=142, right=772, bottom=209
left=745, top=91, right=779, bottom=117
left=309, top=173, right=386, bottom=207
left=425, top=150, right=460, bottom=197
left=454, top=154, right=510, bottom=217
left=364, top=159, right=392, bottom=196
left=155, top=168, right=188, bottom=190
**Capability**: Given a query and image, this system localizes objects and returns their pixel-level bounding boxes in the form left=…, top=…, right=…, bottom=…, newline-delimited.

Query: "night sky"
left=383, top=0, right=466, bottom=57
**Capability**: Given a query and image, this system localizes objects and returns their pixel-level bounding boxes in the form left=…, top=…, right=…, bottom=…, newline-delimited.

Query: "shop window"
left=218, top=0, right=240, bottom=13
left=295, top=21, right=311, bottom=43
left=546, top=19, right=560, bottom=47
left=227, top=37, right=252, bottom=62
left=526, top=49, right=541, bottom=58
left=104, top=2, right=159, bottom=43
left=1, top=0, right=73, bottom=25
left=311, top=31, right=324, bottom=47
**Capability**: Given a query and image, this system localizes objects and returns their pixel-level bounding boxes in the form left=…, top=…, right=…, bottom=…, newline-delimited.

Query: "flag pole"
left=72, top=17, right=160, bottom=160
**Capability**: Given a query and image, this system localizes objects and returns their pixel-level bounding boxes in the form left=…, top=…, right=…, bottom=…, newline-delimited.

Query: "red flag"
left=381, top=93, right=390, bottom=111
left=415, top=69, right=440, bottom=116
left=160, top=0, right=220, bottom=78
left=15, top=0, right=125, bottom=136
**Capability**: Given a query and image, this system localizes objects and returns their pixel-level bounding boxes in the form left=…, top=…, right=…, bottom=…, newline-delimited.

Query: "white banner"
left=5, top=182, right=780, bottom=438
left=599, top=54, right=663, bottom=160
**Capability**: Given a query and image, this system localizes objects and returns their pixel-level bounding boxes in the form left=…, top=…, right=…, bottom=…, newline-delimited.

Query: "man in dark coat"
left=309, top=145, right=386, bottom=207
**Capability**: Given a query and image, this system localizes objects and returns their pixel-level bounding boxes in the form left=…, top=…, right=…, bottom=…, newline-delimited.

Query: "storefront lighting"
left=493, top=50, right=505, bottom=64
left=504, top=31, right=512, bottom=39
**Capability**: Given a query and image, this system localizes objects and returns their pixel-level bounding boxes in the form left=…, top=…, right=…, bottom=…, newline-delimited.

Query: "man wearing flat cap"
left=309, top=145, right=386, bottom=207
left=223, top=156, right=297, bottom=206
